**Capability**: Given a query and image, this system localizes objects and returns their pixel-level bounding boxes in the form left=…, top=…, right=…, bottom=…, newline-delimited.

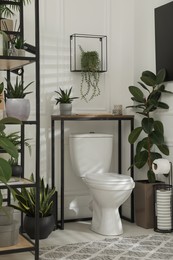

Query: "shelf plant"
left=0, top=0, right=31, bottom=19
left=55, top=86, right=78, bottom=115
left=5, top=76, right=33, bottom=120
left=11, top=173, right=56, bottom=239
left=5, top=76, right=33, bottom=98
left=127, top=68, right=172, bottom=183
left=79, top=45, right=100, bottom=102
left=7, top=131, right=31, bottom=177
left=0, top=82, right=21, bottom=208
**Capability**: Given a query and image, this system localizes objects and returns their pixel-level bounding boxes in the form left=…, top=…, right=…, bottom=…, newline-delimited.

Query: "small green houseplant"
left=11, top=173, right=56, bottom=239
left=14, top=35, right=25, bottom=56
left=55, top=86, right=78, bottom=115
left=7, top=131, right=31, bottom=177
left=5, top=76, right=33, bottom=120
left=127, top=69, right=172, bottom=183
left=79, top=45, right=100, bottom=102
left=0, top=82, right=21, bottom=208
left=5, top=76, right=33, bottom=98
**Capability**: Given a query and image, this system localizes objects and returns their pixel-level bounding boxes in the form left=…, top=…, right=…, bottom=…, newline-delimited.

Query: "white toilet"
left=69, top=133, right=135, bottom=236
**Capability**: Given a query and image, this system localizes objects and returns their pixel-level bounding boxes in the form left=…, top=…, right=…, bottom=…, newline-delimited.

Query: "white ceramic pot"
left=6, top=98, right=30, bottom=121
left=16, top=49, right=25, bottom=56
left=59, top=103, right=72, bottom=115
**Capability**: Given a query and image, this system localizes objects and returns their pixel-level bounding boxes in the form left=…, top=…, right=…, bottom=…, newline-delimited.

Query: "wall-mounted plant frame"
left=70, top=33, right=107, bottom=72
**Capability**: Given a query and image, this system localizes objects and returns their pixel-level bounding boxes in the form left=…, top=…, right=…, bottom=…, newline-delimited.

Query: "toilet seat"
left=85, top=173, right=135, bottom=190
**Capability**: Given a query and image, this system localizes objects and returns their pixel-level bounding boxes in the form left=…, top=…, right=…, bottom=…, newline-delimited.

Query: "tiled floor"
left=0, top=220, right=156, bottom=260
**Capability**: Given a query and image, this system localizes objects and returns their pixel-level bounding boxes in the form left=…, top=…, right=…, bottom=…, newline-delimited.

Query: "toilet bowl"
left=85, top=172, right=135, bottom=235
left=69, top=133, right=135, bottom=235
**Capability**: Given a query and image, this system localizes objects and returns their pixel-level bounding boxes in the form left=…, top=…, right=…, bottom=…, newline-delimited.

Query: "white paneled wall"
left=21, top=0, right=173, bottom=219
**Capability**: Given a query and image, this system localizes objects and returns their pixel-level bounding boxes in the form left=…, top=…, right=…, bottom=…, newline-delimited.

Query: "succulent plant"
left=55, top=87, right=78, bottom=104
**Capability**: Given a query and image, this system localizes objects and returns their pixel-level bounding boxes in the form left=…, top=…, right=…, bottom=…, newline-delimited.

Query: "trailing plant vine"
left=79, top=45, right=100, bottom=102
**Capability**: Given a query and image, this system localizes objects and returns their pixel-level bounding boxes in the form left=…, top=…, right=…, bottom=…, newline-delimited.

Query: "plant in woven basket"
left=79, top=45, right=100, bottom=102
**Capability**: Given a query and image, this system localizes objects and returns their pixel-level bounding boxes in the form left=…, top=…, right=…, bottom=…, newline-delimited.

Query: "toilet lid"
left=85, top=173, right=134, bottom=185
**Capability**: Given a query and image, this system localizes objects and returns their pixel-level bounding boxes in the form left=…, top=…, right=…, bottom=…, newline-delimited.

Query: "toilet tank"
left=69, top=133, right=113, bottom=177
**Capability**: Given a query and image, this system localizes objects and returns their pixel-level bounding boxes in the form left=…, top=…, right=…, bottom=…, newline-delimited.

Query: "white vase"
left=6, top=98, right=30, bottom=121
left=59, top=103, right=72, bottom=115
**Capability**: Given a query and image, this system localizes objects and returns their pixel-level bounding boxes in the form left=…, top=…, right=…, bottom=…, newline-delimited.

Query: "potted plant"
left=79, top=45, right=100, bottom=102
left=127, top=68, right=173, bottom=228
left=55, top=86, right=78, bottom=115
left=7, top=132, right=31, bottom=177
left=0, top=82, right=21, bottom=206
left=5, top=76, right=33, bottom=120
left=14, top=35, right=25, bottom=56
left=11, top=173, right=56, bottom=239
left=0, top=0, right=31, bottom=32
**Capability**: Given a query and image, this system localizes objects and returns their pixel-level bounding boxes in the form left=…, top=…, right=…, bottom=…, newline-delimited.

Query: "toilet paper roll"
left=152, top=159, right=170, bottom=175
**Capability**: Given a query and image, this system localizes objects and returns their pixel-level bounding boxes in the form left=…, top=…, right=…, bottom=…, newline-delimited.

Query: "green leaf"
left=136, top=139, right=145, bottom=154
left=0, top=158, right=12, bottom=183
left=129, top=86, right=145, bottom=103
left=141, top=70, right=156, bottom=86
left=157, top=102, right=169, bottom=109
left=134, top=150, right=148, bottom=169
left=149, top=131, right=164, bottom=145
left=153, top=121, right=164, bottom=135
left=0, top=137, right=18, bottom=159
left=156, top=69, right=166, bottom=84
left=0, top=82, right=4, bottom=94
left=157, top=144, right=169, bottom=155
left=128, top=127, right=142, bottom=144
left=147, top=170, right=156, bottom=183
left=0, top=117, right=21, bottom=125
left=142, top=137, right=151, bottom=150
left=142, top=118, right=154, bottom=134
left=150, top=152, right=162, bottom=162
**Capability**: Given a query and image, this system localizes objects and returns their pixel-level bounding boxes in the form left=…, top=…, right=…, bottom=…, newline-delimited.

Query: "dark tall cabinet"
left=0, top=1, right=40, bottom=259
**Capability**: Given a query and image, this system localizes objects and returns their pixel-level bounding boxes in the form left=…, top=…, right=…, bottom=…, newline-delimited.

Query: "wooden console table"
left=51, top=114, right=134, bottom=230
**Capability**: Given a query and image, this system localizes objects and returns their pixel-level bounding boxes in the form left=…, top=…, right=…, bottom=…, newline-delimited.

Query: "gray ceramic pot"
left=59, top=103, right=72, bottom=115
left=6, top=98, right=30, bottom=121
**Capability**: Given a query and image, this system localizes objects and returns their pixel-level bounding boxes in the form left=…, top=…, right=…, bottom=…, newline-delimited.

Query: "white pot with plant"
left=14, top=35, right=25, bottom=56
left=5, top=76, right=33, bottom=121
left=55, top=86, right=78, bottom=115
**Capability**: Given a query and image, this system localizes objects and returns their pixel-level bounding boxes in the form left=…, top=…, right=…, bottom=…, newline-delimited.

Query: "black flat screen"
left=155, top=1, right=173, bottom=81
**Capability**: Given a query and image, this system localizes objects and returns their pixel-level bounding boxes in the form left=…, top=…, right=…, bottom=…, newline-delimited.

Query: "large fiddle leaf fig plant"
left=127, top=69, right=173, bottom=183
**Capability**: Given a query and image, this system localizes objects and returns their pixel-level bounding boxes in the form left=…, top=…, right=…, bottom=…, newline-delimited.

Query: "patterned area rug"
left=39, top=234, right=173, bottom=260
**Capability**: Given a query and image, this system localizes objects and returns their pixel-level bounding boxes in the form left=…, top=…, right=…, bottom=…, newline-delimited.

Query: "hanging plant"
left=79, top=45, right=100, bottom=102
